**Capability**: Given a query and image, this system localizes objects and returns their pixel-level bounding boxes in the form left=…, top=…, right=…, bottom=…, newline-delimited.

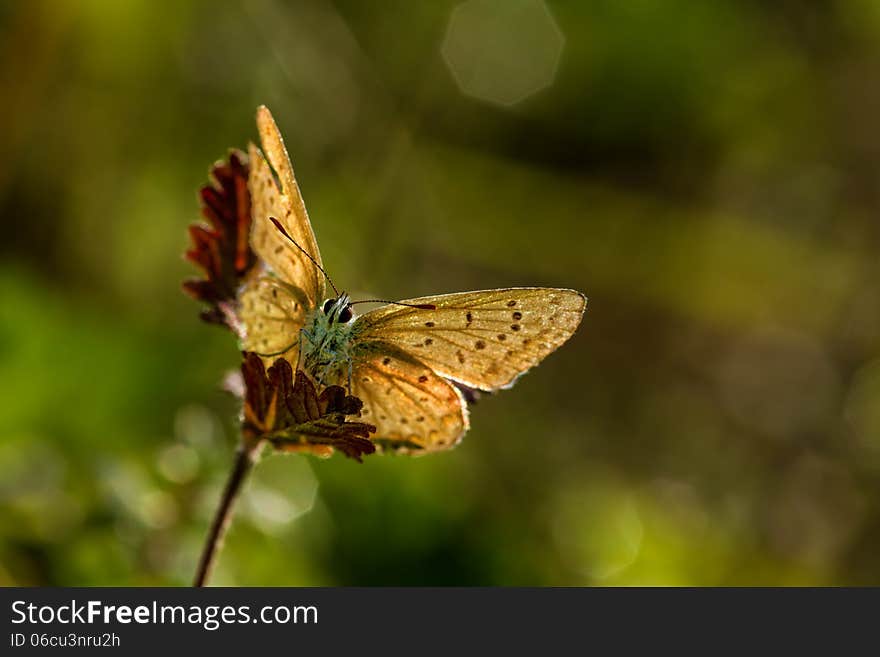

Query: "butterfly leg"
left=346, top=357, right=353, bottom=396
left=254, top=338, right=298, bottom=359
left=317, top=362, right=334, bottom=387
left=299, top=328, right=317, bottom=372
left=253, top=327, right=309, bottom=361
left=295, top=329, right=306, bottom=370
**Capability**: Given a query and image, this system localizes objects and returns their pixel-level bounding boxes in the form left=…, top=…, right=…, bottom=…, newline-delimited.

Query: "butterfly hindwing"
left=248, top=105, right=325, bottom=308
left=240, top=274, right=309, bottom=365
left=353, top=288, right=586, bottom=391
left=346, top=344, right=469, bottom=453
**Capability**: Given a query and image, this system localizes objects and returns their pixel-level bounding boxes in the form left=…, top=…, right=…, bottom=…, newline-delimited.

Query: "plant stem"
left=193, top=441, right=261, bottom=587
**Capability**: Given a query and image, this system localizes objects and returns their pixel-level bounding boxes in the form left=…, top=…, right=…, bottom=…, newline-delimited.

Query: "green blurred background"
left=2, top=0, right=880, bottom=586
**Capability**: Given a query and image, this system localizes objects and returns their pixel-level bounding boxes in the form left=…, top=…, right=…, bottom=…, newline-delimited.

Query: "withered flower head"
left=241, top=353, right=376, bottom=462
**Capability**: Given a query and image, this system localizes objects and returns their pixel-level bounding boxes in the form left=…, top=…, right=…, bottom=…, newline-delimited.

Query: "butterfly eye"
left=322, top=299, right=335, bottom=314
left=338, top=306, right=353, bottom=323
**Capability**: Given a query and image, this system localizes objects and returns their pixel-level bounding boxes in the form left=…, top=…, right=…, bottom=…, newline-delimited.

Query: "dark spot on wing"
left=497, top=334, right=506, bottom=341
left=424, top=338, right=434, bottom=346
left=425, top=321, right=435, bottom=327
left=511, top=324, right=521, bottom=331
left=382, top=357, right=391, bottom=365
left=512, top=311, right=523, bottom=320
left=465, top=312, right=473, bottom=326
left=507, top=300, right=517, bottom=307
left=475, top=340, right=486, bottom=350
left=457, top=350, right=465, bottom=364
left=418, top=375, right=429, bottom=383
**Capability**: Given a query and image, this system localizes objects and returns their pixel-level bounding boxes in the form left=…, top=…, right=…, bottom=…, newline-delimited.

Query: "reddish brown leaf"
left=183, top=150, right=255, bottom=328
left=241, top=353, right=377, bottom=462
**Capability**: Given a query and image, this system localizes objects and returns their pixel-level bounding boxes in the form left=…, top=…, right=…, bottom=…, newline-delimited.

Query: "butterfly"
left=240, top=106, right=587, bottom=454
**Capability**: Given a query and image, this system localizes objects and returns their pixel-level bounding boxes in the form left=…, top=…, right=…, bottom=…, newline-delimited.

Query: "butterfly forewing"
left=353, top=288, right=586, bottom=391
left=240, top=274, right=308, bottom=365
left=346, top=345, right=469, bottom=453
left=248, top=106, right=325, bottom=308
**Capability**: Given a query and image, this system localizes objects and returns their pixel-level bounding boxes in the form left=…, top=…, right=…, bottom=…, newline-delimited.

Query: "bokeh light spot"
left=174, top=404, right=219, bottom=449
left=139, top=490, right=178, bottom=530
left=243, top=454, right=319, bottom=534
left=441, top=0, right=564, bottom=106
left=765, top=453, right=866, bottom=566
left=156, top=443, right=200, bottom=484
left=716, top=327, right=840, bottom=440
left=551, top=473, right=643, bottom=581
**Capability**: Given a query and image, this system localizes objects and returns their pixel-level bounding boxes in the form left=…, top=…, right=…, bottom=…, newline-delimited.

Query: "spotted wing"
left=345, top=344, right=469, bottom=454
left=353, top=288, right=586, bottom=391
left=239, top=274, right=309, bottom=366
left=248, top=105, right=325, bottom=307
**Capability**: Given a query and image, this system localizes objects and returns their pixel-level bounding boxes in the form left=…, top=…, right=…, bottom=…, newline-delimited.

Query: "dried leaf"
left=241, top=353, right=377, bottom=462
left=183, top=150, right=255, bottom=328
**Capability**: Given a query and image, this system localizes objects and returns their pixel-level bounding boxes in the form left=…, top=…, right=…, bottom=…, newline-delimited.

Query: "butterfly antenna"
left=268, top=217, right=340, bottom=297
left=350, top=299, right=437, bottom=310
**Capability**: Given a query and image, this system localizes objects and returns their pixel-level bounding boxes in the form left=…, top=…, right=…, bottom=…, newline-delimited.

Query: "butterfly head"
left=322, top=294, right=354, bottom=324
